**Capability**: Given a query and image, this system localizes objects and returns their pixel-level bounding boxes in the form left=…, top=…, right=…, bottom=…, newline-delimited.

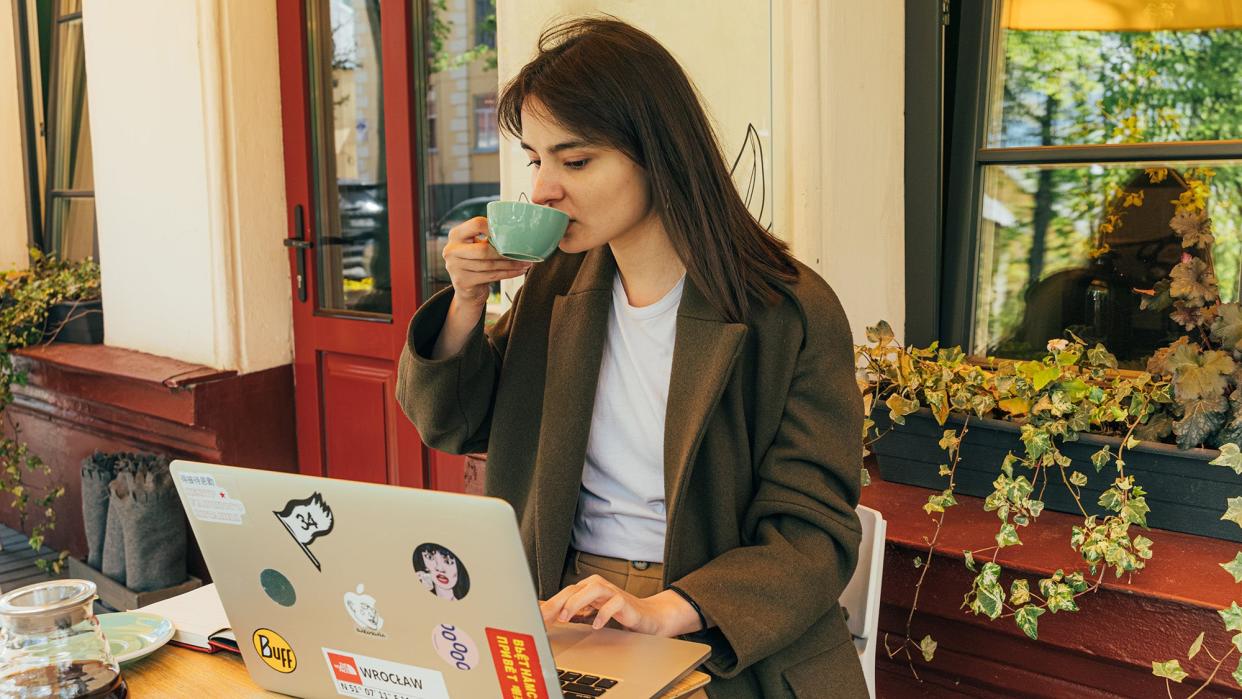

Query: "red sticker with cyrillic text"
left=485, top=628, right=549, bottom=699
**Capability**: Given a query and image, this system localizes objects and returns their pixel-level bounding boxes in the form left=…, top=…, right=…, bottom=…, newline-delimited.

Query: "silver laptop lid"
left=170, top=460, right=564, bottom=699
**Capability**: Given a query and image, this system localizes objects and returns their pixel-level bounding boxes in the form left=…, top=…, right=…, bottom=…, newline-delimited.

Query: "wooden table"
left=122, top=645, right=708, bottom=698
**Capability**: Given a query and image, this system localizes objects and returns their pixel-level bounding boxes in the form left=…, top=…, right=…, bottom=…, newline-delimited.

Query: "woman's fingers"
left=590, top=593, right=633, bottom=630
left=446, top=216, right=489, bottom=244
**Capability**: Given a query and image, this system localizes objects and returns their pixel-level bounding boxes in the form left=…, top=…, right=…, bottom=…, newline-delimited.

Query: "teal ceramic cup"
left=485, top=200, right=570, bottom=262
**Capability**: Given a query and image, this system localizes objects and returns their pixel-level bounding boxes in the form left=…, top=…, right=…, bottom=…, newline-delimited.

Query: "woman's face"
left=422, top=549, right=459, bottom=591
left=520, top=99, right=657, bottom=255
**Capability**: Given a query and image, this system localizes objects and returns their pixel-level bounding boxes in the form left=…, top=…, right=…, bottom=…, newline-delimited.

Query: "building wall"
left=68, top=0, right=289, bottom=373
left=0, top=4, right=32, bottom=270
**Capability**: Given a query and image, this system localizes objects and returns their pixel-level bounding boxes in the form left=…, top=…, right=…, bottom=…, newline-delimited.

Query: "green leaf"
left=1152, top=659, right=1189, bottom=683
left=996, top=523, right=1022, bottom=548
left=1233, top=632, right=1242, bottom=654
left=1009, top=579, right=1031, bottom=606
left=1220, top=602, right=1242, bottom=632
left=1090, top=447, right=1111, bottom=472
left=938, top=464, right=952, bottom=477
left=919, top=635, right=937, bottom=662
left=1233, top=656, right=1242, bottom=688
left=860, top=467, right=871, bottom=487
left=1222, top=552, right=1242, bottom=583
left=1069, top=471, right=1088, bottom=487
left=1014, top=605, right=1044, bottom=641
left=963, top=550, right=977, bottom=572
left=1224, top=498, right=1242, bottom=529
left=1033, top=364, right=1060, bottom=391
left=1212, top=443, right=1242, bottom=475
left=1189, top=631, right=1205, bottom=659
left=913, top=556, right=923, bottom=569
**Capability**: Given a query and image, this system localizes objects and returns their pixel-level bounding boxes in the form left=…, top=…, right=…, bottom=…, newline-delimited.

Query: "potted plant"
left=856, top=166, right=1242, bottom=689
left=0, top=249, right=102, bottom=571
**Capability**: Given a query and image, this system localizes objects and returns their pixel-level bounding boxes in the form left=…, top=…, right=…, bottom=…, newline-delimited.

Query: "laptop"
left=169, top=460, right=710, bottom=699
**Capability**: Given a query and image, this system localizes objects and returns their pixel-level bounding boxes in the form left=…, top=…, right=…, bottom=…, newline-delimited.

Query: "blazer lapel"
left=532, top=248, right=615, bottom=593
left=663, top=279, right=748, bottom=559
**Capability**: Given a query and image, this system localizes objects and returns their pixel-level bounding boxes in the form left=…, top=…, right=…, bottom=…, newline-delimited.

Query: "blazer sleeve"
left=669, top=288, right=864, bottom=678
left=395, top=285, right=520, bottom=455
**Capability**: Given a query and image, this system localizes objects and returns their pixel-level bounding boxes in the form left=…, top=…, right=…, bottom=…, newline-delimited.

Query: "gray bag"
left=100, top=470, right=132, bottom=585
left=119, top=457, right=187, bottom=592
left=81, top=452, right=117, bottom=570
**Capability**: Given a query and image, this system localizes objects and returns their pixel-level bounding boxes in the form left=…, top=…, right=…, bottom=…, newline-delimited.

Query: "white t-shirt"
left=569, top=271, right=686, bottom=563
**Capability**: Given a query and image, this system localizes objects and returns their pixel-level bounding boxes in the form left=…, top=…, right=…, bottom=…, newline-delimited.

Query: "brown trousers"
left=560, top=548, right=665, bottom=598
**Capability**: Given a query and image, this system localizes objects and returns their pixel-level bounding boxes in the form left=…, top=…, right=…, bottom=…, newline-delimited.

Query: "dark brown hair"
left=497, top=16, right=798, bottom=324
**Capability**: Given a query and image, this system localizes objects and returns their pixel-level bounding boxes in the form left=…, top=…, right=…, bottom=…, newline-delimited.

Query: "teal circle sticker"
left=260, top=568, right=296, bottom=607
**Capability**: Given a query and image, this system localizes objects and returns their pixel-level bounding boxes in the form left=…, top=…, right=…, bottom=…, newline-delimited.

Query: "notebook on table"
left=138, top=583, right=238, bottom=653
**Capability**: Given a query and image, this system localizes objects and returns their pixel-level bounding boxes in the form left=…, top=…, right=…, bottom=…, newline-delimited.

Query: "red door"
left=276, top=0, right=471, bottom=489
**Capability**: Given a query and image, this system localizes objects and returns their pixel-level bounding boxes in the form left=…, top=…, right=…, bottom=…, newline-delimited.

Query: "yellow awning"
left=1003, top=0, right=1242, bottom=31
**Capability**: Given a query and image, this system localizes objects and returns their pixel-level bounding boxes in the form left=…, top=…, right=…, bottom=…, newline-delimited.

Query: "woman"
left=412, top=542, right=471, bottom=601
left=398, top=16, right=866, bottom=698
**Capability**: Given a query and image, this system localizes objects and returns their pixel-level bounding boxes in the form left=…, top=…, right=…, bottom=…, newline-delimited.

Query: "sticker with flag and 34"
left=275, top=493, right=335, bottom=571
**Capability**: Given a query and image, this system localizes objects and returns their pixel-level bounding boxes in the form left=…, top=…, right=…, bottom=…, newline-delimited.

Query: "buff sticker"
left=431, top=623, right=478, bottom=671
left=178, top=472, right=245, bottom=525
left=485, top=628, right=549, bottom=699
left=252, top=628, right=296, bottom=673
left=322, top=648, right=448, bottom=699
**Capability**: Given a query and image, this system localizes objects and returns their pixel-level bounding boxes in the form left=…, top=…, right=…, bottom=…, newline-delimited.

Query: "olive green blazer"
left=397, top=247, right=868, bottom=698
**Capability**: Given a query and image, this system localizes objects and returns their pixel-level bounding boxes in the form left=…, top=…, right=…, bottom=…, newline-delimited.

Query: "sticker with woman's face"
left=412, top=543, right=470, bottom=601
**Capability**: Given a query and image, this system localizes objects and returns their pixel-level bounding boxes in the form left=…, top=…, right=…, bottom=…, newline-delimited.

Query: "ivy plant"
left=0, top=249, right=101, bottom=572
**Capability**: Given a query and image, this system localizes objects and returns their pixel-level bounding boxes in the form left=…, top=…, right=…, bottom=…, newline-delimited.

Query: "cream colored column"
left=772, top=0, right=906, bottom=344
left=82, top=0, right=291, bottom=371
left=0, top=4, right=32, bottom=270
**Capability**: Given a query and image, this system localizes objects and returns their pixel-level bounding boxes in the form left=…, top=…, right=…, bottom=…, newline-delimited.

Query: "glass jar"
left=0, top=579, right=126, bottom=698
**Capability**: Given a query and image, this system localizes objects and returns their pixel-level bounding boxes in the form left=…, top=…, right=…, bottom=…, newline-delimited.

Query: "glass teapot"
left=0, top=579, right=127, bottom=698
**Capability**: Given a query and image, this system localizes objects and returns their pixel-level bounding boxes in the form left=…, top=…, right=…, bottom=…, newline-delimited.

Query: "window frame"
left=915, top=0, right=1242, bottom=353
left=472, top=92, right=497, bottom=153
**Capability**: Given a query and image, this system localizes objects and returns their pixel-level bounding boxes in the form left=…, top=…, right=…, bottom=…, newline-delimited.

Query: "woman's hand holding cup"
left=442, top=217, right=533, bottom=308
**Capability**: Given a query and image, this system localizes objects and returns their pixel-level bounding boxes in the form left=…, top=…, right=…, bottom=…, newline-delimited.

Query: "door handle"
left=284, top=204, right=313, bottom=303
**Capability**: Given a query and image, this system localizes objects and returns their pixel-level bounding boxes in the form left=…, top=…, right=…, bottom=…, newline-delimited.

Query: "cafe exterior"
left=0, top=0, right=1239, bottom=697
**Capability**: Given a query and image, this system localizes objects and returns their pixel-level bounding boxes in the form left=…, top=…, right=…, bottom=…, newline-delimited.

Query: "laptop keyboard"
left=556, top=668, right=619, bottom=697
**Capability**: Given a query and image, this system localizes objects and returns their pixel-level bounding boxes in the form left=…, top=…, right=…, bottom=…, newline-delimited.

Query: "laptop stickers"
left=322, top=648, right=449, bottom=699
left=260, top=568, right=296, bottom=607
left=178, top=471, right=246, bottom=525
left=485, top=628, right=550, bottom=699
left=431, top=624, right=479, bottom=671
left=344, top=584, right=387, bottom=639
left=412, top=543, right=471, bottom=601
left=274, top=492, right=335, bottom=571
left=253, top=628, right=297, bottom=673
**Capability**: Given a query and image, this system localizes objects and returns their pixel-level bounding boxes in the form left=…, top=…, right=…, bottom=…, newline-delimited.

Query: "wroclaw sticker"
left=431, top=623, right=478, bottom=671
left=344, top=584, right=386, bottom=639
left=322, top=648, right=448, bottom=699
left=485, top=628, right=549, bottom=699
left=252, top=628, right=296, bottom=673
left=274, top=492, right=335, bottom=571
left=178, top=472, right=245, bottom=525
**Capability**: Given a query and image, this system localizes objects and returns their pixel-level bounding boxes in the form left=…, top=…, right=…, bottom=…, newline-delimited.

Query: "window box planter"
left=871, top=407, right=1239, bottom=542
left=41, top=297, right=103, bottom=344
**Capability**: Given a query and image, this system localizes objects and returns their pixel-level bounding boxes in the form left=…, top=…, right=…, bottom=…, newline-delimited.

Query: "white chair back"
left=839, top=504, right=886, bottom=699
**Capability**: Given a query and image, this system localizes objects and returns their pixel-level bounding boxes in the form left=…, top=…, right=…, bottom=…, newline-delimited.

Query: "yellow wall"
left=0, top=4, right=32, bottom=270
left=82, top=0, right=291, bottom=371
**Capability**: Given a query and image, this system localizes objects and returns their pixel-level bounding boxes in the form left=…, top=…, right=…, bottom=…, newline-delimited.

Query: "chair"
left=839, top=504, right=887, bottom=699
